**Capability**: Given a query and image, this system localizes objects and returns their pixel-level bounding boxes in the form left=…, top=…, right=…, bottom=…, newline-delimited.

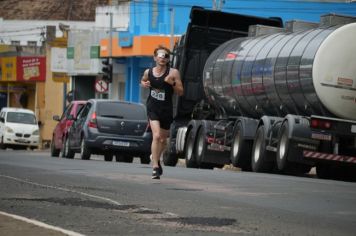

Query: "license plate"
left=112, top=141, right=130, bottom=147
left=311, top=132, right=332, bottom=141
left=17, top=139, right=27, bottom=143
left=352, top=125, right=356, bottom=134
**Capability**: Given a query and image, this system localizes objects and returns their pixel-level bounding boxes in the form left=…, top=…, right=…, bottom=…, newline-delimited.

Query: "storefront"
left=0, top=55, right=45, bottom=111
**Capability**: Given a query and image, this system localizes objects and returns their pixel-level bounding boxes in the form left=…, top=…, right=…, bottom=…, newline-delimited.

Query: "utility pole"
left=169, top=8, right=175, bottom=51
left=105, top=11, right=113, bottom=99
left=107, top=12, right=113, bottom=58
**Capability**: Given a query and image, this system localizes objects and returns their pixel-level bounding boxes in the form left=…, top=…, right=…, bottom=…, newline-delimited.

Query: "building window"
left=11, top=41, right=20, bottom=46
left=27, top=41, right=37, bottom=46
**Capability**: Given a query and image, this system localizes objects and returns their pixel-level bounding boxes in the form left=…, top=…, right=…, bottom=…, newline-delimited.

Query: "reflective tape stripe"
left=303, top=150, right=356, bottom=163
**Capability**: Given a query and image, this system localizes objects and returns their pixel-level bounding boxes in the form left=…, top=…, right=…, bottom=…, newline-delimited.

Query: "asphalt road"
left=0, top=149, right=356, bottom=236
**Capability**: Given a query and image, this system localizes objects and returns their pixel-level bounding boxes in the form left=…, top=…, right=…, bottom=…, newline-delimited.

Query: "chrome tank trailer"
left=203, top=23, right=356, bottom=120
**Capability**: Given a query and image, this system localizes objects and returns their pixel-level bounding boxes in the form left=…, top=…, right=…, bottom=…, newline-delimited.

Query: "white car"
left=0, top=107, right=40, bottom=150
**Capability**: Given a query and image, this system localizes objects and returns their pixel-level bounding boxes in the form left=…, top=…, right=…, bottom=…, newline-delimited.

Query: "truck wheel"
left=62, top=136, right=75, bottom=159
left=230, top=122, right=252, bottom=170
left=277, top=121, right=312, bottom=175
left=104, top=153, right=113, bottom=161
left=50, top=137, right=60, bottom=157
left=184, top=129, right=198, bottom=168
left=162, top=150, right=178, bottom=166
left=80, top=138, right=91, bottom=160
left=140, top=154, right=151, bottom=164
left=176, top=127, right=187, bottom=153
left=276, top=122, right=293, bottom=172
left=251, top=125, right=274, bottom=172
left=316, top=164, right=332, bottom=179
left=195, top=126, right=213, bottom=169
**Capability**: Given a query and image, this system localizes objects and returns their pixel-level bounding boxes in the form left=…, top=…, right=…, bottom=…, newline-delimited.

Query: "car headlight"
left=32, top=129, right=39, bottom=135
left=5, top=126, right=14, bottom=133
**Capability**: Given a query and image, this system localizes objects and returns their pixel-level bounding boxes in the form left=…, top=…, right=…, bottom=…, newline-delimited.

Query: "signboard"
left=51, top=47, right=67, bottom=73
left=95, top=79, right=108, bottom=93
left=52, top=72, right=69, bottom=83
left=0, top=57, right=17, bottom=81
left=16, top=56, right=46, bottom=82
left=118, top=31, right=133, bottom=47
left=90, top=46, right=100, bottom=58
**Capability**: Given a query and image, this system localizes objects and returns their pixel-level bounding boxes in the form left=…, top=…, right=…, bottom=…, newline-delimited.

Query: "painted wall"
left=129, top=0, right=356, bottom=37
left=110, top=0, right=356, bottom=104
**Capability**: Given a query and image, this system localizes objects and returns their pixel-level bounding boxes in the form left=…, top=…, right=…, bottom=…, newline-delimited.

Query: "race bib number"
left=151, top=89, right=165, bottom=101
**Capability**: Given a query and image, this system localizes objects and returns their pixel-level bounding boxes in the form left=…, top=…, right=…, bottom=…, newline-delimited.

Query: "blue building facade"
left=111, top=0, right=356, bottom=103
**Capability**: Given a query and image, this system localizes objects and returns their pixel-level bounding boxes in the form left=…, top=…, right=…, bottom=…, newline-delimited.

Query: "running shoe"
left=152, top=167, right=161, bottom=179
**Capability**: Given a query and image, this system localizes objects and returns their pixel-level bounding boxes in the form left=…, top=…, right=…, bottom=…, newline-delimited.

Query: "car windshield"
left=97, top=102, right=146, bottom=120
left=6, top=112, right=37, bottom=124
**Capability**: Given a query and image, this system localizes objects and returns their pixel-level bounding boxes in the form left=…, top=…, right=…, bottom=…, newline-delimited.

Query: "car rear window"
left=97, top=102, right=146, bottom=120
left=6, top=112, right=37, bottom=124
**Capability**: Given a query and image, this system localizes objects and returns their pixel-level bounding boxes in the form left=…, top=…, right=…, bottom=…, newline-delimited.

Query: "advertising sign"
left=16, top=56, right=46, bottom=82
left=0, top=57, right=17, bottom=81
left=51, top=47, right=67, bottom=73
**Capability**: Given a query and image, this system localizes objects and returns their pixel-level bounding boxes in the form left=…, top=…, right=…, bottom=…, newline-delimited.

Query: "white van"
left=0, top=107, right=40, bottom=150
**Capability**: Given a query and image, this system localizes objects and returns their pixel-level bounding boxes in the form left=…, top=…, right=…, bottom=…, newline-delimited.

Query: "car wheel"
left=104, top=153, right=113, bottom=162
left=62, top=136, right=75, bottom=159
left=140, top=154, right=151, bottom=164
left=0, top=137, right=6, bottom=150
left=50, top=138, right=60, bottom=157
left=80, top=138, right=91, bottom=160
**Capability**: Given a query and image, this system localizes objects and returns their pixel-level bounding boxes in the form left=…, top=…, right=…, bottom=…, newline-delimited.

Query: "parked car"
left=0, top=107, right=40, bottom=150
left=63, top=99, right=152, bottom=164
left=50, top=100, right=87, bottom=157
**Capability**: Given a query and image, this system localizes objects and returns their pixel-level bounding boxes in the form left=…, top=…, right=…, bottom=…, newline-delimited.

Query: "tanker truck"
left=164, top=7, right=356, bottom=180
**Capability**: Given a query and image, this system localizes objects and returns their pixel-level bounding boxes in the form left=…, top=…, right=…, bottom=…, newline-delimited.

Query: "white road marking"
left=0, top=210, right=85, bottom=236
left=0, top=174, right=122, bottom=206
left=0, top=175, right=245, bottom=234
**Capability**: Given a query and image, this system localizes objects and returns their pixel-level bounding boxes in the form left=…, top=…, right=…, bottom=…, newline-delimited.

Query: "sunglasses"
left=157, top=52, right=170, bottom=59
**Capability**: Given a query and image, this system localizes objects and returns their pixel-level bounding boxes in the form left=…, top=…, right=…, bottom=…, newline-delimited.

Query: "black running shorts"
left=147, top=109, right=173, bottom=130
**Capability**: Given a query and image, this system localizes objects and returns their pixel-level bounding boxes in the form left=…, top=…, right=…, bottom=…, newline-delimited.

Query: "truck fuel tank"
left=203, top=22, right=356, bottom=120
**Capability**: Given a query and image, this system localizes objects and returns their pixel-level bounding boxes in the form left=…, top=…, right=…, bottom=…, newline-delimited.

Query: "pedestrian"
left=140, top=45, right=184, bottom=179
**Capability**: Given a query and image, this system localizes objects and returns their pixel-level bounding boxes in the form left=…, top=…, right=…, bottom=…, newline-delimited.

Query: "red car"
left=50, top=100, right=86, bottom=157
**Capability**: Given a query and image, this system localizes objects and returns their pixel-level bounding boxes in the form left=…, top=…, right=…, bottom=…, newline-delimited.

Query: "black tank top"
left=146, top=67, right=174, bottom=112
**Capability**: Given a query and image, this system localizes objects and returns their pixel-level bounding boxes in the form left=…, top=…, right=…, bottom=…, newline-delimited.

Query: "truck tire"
left=277, top=120, right=312, bottom=175
left=176, top=127, right=187, bottom=153
left=230, top=122, right=252, bottom=170
left=195, top=125, right=213, bottom=169
left=140, top=154, right=151, bottom=164
left=251, top=125, right=274, bottom=172
left=316, top=164, right=333, bottom=179
left=276, top=122, right=293, bottom=172
left=162, top=150, right=178, bottom=166
left=184, top=129, right=198, bottom=168
left=50, top=137, right=60, bottom=157
left=80, top=138, right=91, bottom=160
left=62, top=136, right=75, bottom=159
